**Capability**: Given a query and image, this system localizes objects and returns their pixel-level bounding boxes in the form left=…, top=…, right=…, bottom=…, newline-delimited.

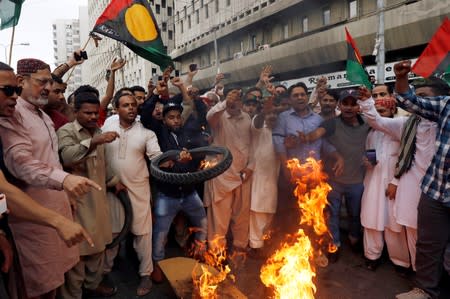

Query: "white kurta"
left=361, top=128, right=401, bottom=232
left=359, top=99, right=437, bottom=229
left=102, top=120, right=161, bottom=235
left=250, top=119, right=280, bottom=213
left=394, top=118, right=436, bottom=228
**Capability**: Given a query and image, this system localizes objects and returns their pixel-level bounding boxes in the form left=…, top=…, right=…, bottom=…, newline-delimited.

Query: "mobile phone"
left=365, top=149, right=377, bottom=165
left=189, top=63, right=197, bottom=72
left=175, top=70, right=180, bottom=77
left=74, top=50, right=88, bottom=61
left=0, top=194, right=7, bottom=215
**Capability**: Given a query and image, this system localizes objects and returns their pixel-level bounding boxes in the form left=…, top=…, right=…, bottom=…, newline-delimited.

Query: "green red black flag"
left=412, top=17, right=450, bottom=83
left=0, top=0, right=25, bottom=30
left=92, top=0, right=173, bottom=70
left=345, top=27, right=372, bottom=89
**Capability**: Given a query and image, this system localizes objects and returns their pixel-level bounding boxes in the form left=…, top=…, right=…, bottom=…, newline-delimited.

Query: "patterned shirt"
left=396, top=87, right=450, bottom=204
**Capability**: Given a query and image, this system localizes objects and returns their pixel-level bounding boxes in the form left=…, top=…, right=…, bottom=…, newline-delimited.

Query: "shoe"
left=137, top=275, right=153, bottom=296
left=395, top=288, right=431, bottom=299
left=228, top=246, right=248, bottom=270
left=150, top=263, right=165, bottom=283
left=394, top=265, right=413, bottom=278
left=327, top=248, right=340, bottom=263
left=84, top=281, right=117, bottom=297
left=349, top=236, right=363, bottom=254
left=365, top=258, right=381, bottom=271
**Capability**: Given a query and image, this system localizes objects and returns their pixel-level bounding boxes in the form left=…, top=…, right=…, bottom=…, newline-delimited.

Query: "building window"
left=161, top=0, right=166, bottom=8
left=192, top=0, right=195, bottom=13
left=168, top=30, right=173, bottom=40
left=251, top=35, right=257, bottom=50
left=302, top=16, right=308, bottom=33
left=240, top=40, right=244, bottom=52
left=180, top=20, right=184, bottom=33
left=196, top=10, right=199, bottom=24
left=323, top=7, right=330, bottom=25
left=226, top=0, right=230, bottom=6
left=200, top=0, right=204, bottom=7
left=188, top=16, right=191, bottom=28
left=155, top=4, right=160, bottom=14
left=215, top=0, right=219, bottom=13
left=162, top=22, right=167, bottom=31
left=168, top=7, right=172, bottom=16
left=283, top=24, right=289, bottom=39
left=349, top=1, right=357, bottom=18
left=184, top=6, right=187, bottom=16
left=205, top=4, right=209, bottom=18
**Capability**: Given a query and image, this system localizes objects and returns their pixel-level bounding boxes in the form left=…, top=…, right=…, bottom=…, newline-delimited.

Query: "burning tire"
left=106, top=190, right=133, bottom=249
left=150, top=146, right=233, bottom=185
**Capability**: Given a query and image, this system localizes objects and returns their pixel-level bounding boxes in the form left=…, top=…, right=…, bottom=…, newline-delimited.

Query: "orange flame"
left=260, top=157, right=335, bottom=298
left=192, top=236, right=233, bottom=298
left=199, top=158, right=219, bottom=170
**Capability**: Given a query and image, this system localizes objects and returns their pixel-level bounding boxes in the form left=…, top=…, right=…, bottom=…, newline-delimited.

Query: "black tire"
left=106, top=190, right=133, bottom=249
left=150, top=146, right=233, bottom=185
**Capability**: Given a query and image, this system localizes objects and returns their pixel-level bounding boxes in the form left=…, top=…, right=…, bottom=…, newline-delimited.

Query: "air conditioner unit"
left=233, top=52, right=243, bottom=59
left=259, top=44, right=270, bottom=50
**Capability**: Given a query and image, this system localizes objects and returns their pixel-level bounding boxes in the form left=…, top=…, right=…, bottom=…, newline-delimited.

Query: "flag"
left=92, top=0, right=173, bottom=70
left=412, top=17, right=450, bottom=83
left=0, top=0, right=25, bottom=30
left=345, top=27, right=372, bottom=89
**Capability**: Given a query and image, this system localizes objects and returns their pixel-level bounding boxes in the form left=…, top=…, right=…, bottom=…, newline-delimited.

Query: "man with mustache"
left=0, top=58, right=101, bottom=299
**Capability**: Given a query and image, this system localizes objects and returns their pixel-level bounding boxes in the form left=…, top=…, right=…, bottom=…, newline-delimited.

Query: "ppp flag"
left=93, top=0, right=173, bottom=70
left=345, top=27, right=372, bottom=89
left=412, top=17, right=450, bottom=83
left=0, top=0, right=25, bottom=30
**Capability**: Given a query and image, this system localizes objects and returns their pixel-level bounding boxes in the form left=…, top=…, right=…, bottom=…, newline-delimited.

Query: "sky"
left=0, top=0, right=88, bottom=69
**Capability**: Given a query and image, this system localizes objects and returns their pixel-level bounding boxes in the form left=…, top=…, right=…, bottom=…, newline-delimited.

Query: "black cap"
left=162, top=102, right=183, bottom=117
left=339, top=89, right=359, bottom=101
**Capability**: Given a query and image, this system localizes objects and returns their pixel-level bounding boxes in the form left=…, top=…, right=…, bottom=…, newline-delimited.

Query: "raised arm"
left=394, top=60, right=443, bottom=122
left=100, top=58, right=127, bottom=111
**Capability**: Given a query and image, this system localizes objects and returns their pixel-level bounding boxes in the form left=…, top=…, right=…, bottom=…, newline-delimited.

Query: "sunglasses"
left=0, top=85, right=22, bottom=97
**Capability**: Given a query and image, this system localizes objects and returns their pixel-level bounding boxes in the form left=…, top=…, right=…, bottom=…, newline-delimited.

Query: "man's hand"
left=67, top=49, right=86, bottom=67
left=171, top=77, right=184, bottom=89
left=178, top=148, right=193, bottom=163
left=54, top=216, right=94, bottom=248
left=215, top=73, right=225, bottom=85
left=156, top=80, right=169, bottom=98
left=358, top=86, right=372, bottom=101
left=262, top=96, right=275, bottom=114
left=147, top=79, right=155, bottom=95
left=284, top=135, right=298, bottom=149
left=188, top=68, right=198, bottom=78
left=240, top=168, right=253, bottom=182
left=316, top=76, right=327, bottom=87
left=362, top=156, right=375, bottom=170
left=162, top=65, right=174, bottom=83
left=385, top=183, right=398, bottom=200
left=332, top=155, right=344, bottom=177
left=0, top=234, right=12, bottom=273
left=266, top=83, right=277, bottom=97
left=110, top=57, right=126, bottom=72
left=114, top=182, right=127, bottom=195
left=394, top=60, right=411, bottom=78
left=259, top=65, right=274, bottom=86
left=63, top=174, right=102, bottom=199
left=92, top=131, right=119, bottom=146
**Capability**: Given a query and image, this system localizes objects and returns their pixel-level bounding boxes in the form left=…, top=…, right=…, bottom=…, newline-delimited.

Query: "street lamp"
left=0, top=42, right=30, bottom=65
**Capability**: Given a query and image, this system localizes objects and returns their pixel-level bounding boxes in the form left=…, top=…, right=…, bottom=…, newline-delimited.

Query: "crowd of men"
left=0, top=51, right=448, bottom=299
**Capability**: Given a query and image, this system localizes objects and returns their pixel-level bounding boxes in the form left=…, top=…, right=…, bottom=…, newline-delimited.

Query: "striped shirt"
left=396, top=87, right=450, bottom=204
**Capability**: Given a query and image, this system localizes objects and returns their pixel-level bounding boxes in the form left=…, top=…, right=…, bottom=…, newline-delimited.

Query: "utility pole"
left=376, top=0, right=385, bottom=84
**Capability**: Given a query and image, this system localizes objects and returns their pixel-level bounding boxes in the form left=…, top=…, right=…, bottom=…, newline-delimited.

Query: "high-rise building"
left=171, top=0, right=450, bottom=90
left=52, top=6, right=89, bottom=97
left=85, top=0, right=175, bottom=96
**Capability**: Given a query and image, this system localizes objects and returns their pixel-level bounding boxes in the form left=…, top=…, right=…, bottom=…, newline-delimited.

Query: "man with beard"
left=102, top=93, right=162, bottom=296
left=319, top=89, right=339, bottom=120
left=43, top=75, right=72, bottom=130
left=151, top=102, right=207, bottom=281
left=0, top=59, right=101, bottom=299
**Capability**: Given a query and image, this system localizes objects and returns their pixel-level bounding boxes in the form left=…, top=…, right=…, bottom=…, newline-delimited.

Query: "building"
left=52, top=6, right=89, bottom=96
left=85, top=0, right=175, bottom=97
left=171, top=0, right=450, bottom=90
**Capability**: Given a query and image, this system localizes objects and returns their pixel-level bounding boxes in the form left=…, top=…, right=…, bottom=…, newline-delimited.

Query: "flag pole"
left=8, top=26, right=16, bottom=65
left=65, top=36, right=92, bottom=83
left=376, top=0, right=385, bottom=84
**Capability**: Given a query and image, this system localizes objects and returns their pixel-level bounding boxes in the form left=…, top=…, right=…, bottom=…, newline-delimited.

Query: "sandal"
left=137, top=275, right=153, bottom=296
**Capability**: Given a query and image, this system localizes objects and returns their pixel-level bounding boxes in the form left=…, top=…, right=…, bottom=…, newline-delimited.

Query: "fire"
left=260, top=157, right=335, bottom=299
left=199, top=158, right=219, bottom=170
left=192, top=236, right=234, bottom=298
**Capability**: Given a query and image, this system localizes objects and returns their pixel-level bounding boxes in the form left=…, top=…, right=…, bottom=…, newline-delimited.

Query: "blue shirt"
left=396, top=87, right=450, bottom=204
left=272, top=108, right=336, bottom=161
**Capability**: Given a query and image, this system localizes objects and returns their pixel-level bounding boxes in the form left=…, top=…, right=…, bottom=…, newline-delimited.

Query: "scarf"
left=394, top=114, right=421, bottom=178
